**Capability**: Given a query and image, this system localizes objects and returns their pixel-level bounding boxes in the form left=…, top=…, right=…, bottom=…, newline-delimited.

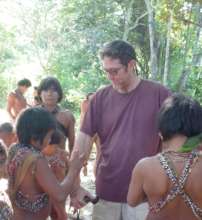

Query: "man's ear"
left=128, top=59, right=136, bottom=71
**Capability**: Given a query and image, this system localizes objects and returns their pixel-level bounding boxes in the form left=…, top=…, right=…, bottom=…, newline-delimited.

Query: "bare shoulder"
left=8, top=91, right=16, bottom=98
left=133, top=155, right=160, bottom=175
left=58, top=109, right=75, bottom=123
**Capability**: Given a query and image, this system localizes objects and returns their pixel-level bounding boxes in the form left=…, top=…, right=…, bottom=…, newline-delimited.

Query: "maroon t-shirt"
left=81, top=80, right=171, bottom=203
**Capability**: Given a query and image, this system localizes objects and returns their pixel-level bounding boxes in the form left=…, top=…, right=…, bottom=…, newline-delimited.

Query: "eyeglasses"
left=103, top=66, right=125, bottom=76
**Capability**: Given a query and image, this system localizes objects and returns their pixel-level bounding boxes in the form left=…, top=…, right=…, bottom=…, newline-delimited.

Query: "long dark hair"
left=16, top=107, right=56, bottom=145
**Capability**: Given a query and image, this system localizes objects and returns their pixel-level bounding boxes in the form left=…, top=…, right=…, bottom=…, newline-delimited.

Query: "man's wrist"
left=70, top=183, right=81, bottom=197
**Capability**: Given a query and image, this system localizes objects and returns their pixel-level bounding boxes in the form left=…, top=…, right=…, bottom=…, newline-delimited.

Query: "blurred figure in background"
left=7, top=78, right=31, bottom=121
left=0, top=141, right=7, bottom=179
left=0, top=122, right=16, bottom=148
left=80, top=92, right=101, bottom=177
left=43, top=130, right=69, bottom=219
left=33, top=86, right=42, bottom=106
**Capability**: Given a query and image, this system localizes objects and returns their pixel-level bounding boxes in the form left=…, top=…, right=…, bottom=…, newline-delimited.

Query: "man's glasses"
left=103, top=66, right=125, bottom=76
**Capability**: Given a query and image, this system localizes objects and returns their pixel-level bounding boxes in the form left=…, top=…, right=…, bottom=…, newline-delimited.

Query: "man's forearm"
left=61, top=169, right=79, bottom=197
left=74, top=131, right=93, bottom=162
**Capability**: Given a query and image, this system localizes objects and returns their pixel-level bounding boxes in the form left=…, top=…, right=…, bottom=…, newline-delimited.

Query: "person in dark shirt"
left=71, top=40, right=171, bottom=220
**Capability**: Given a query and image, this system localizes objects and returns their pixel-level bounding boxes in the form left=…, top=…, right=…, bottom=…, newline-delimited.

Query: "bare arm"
left=35, top=151, right=83, bottom=203
left=69, top=131, right=94, bottom=208
left=67, top=113, right=75, bottom=153
left=73, top=131, right=93, bottom=163
left=7, top=94, right=15, bottom=119
left=127, top=161, right=147, bottom=207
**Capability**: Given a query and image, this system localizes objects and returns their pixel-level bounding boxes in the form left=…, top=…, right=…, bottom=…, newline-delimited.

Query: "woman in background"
left=38, top=77, right=75, bottom=153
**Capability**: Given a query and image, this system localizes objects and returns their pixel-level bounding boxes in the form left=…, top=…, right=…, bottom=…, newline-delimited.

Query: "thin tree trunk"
left=163, top=10, right=173, bottom=86
left=192, top=4, right=202, bottom=96
left=123, top=0, right=134, bottom=41
left=177, top=4, right=202, bottom=92
left=144, top=0, right=158, bottom=80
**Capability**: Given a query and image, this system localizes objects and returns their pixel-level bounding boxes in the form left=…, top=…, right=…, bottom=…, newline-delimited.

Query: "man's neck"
left=115, top=74, right=141, bottom=94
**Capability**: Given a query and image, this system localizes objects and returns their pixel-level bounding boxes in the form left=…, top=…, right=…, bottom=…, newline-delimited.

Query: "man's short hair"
left=158, top=94, right=202, bottom=141
left=16, top=107, right=56, bottom=145
left=99, top=40, right=137, bottom=66
left=38, top=77, right=63, bottom=103
left=17, top=78, right=32, bottom=87
left=0, top=122, right=13, bottom=133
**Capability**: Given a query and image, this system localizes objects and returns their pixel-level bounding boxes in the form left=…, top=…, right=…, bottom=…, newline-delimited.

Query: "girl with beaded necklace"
left=127, top=94, right=202, bottom=220
left=7, top=107, right=84, bottom=220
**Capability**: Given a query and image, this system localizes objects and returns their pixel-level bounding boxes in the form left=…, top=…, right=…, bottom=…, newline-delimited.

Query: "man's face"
left=102, top=56, right=132, bottom=90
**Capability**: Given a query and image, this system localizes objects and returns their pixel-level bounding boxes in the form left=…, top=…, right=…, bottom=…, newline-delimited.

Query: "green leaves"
left=179, top=133, right=202, bottom=152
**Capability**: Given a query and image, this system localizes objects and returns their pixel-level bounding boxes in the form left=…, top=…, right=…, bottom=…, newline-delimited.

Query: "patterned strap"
left=150, top=151, right=202, bottom=219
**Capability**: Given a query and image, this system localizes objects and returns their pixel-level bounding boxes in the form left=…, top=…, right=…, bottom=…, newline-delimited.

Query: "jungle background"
left=0, top=0, right=202, bottom=116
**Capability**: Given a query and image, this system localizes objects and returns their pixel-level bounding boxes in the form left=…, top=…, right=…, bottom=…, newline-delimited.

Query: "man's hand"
left=70, top=186, right=93, bottom=209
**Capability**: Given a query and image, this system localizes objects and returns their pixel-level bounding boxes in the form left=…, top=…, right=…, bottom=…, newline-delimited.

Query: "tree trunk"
left=163, top=10, right=173, bottom=86
left=123, top=0, right=134, bottom=41
left=144, top=0, right=158, bottom=80
left=177, top=4, right=201, bottom=92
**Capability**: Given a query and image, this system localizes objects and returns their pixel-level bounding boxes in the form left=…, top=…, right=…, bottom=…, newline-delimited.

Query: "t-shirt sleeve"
left=80, top=95, right=98, bottom=137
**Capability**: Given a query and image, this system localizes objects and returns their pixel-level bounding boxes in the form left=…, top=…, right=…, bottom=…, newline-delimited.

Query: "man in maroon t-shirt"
left=71, top=40, right=171, bottom=220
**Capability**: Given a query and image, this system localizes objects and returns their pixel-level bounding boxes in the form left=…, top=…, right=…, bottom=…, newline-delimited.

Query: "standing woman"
left=38, top=77, right=75, bottom=153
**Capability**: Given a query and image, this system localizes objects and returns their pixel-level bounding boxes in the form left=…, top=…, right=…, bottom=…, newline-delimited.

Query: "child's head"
left=16, top=107, right=56, bottom=149
left=0, top=122, right=16, bottom=148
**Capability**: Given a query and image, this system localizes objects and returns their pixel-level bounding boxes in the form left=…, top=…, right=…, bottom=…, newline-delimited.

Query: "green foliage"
left=0, top=0, right=202, bottom=113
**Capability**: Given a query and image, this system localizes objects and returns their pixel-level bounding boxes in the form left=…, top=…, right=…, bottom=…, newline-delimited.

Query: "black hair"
left=0, top=122, right=13, bottom=133
left=158, top=94, right=202, bottom=141
left=99, top=40, right=137, bottom=66
left=49, top=130, right=61, bottom=145
left=16, top=107, right=56, bottom=145
left=17, top=78, right=32, bottom=87
left=38, top=77, right=63, bottom=103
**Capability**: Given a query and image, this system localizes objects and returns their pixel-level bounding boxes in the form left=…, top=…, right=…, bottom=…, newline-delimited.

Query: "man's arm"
left=69, top=131, right=94, bottom=208
left=73, top=131, right=94, bottom=166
